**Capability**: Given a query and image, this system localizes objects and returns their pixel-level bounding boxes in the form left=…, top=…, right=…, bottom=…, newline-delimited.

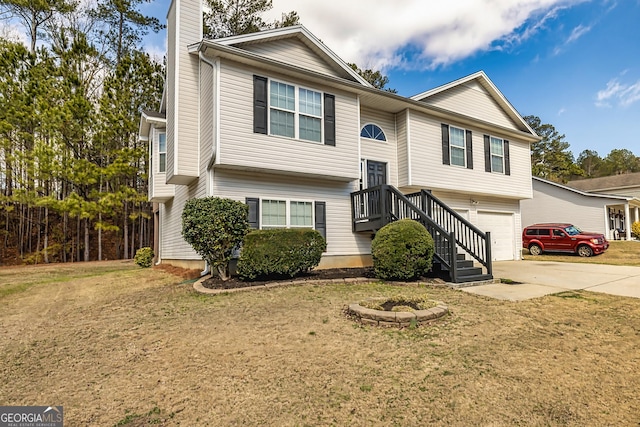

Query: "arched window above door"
left=360, top=123, right=386, bottom=141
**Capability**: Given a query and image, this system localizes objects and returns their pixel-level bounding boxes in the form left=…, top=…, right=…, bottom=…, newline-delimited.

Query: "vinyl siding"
left=216, top=60, right=360, bottom=180
left=211, top=170, right=371, bottom=256
left=359, top=108, right=398, bottom=187
left=521, top=179, right=615, bottom=236
left=433, top=190, right=522, bottom=260
left=166, top=0, right=200, bottom=184
left=149, top=126, right=175, bottom=202
left=200, top=61, right=214, bottom=176
left=590, top=187, right=640, bottom=198
left=166, top=3, right=176, bottom=180
left=406, top=111, right=532, bottom=199
left=396, top=110, right=409, bottom=187
left=159, top=181, right=202, bottom=261
left=418, top=81, right=519, bottom=131
left=240, top=38, right=339, bottom=77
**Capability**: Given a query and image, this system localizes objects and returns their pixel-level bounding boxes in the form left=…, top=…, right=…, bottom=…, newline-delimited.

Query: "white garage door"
left=477, top=211, right=515, bottom=261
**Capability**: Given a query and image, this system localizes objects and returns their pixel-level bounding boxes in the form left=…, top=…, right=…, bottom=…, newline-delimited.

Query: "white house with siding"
left=522, top=176, right=640, bottom=240
left=139, top=0, right=540, bottom=280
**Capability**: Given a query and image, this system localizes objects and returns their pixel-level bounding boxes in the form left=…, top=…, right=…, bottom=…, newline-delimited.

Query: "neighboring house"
left=138, top=0, right=539, bottom=282
left=567, top=173, right=640, bottom=239
left=521, top=177, right=640, bottom=240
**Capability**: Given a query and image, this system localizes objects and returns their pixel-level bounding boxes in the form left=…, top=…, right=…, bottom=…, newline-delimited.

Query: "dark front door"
left=367, top=160, right=387, bottom=188
left=366, top=161, right=387, bottom=220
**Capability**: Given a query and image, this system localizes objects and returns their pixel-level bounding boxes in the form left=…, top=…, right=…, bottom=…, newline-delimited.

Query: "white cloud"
left=596, top=76, right=640, bottom=107
left=553, top=22, right=592, bottom=55
left=265, top=0, right=587, bottom=70
left=566, top=23, right=591, bottom=43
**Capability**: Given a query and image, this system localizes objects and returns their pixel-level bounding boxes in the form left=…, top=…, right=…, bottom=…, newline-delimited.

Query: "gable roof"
left=411, top=71, right=536, bottom=136
left=189, top=31, right=539, bottom=143
left=203, top=25, right=372, bottom=87
left=533, top=176, right=636, bottom=202
left=138, top=110, right=166, bottom=141
left=567, top=172, right=640, bottom=192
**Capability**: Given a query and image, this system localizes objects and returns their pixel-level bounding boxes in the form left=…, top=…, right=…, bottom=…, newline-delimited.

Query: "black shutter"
left=253, top=75, right=267, bottom=134
left=441, top=124, right=450, bottom=165
left=324, top=94, right=335, bottom=146
left=246, top=197, right=259, bottom=229
left=314, top=201, right=326, bottom=242
left=504, top=140, right=510, bottom=175
left=484, top=135, right=491, bottom=172
left=466, top=130, right=473, bottom=169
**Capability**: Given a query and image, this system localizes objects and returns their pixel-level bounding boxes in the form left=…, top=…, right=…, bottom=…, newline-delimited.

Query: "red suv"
left=522, top=223, right=609, bottom=257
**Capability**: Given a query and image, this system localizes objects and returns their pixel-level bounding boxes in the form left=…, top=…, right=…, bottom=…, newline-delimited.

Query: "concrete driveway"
left=462, top=260, right=640, bottom=301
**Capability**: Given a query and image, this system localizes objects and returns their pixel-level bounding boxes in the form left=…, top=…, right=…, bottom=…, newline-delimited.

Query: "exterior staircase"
left=350, top=185, right=493, bottom=283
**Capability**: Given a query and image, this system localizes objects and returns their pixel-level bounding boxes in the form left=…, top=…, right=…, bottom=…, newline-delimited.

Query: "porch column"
left=625, top=204, right=631, bottom=240
left=635, top=206, right=639, bottom=224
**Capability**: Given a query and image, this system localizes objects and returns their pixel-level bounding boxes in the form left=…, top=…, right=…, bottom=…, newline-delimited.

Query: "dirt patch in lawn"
left=2, top=261, right=640, bottom=426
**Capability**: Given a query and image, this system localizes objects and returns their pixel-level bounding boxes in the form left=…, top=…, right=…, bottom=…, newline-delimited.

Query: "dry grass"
left=2, top=261, right=640, bottom=426
left=523, top=240, right=640, bottom=266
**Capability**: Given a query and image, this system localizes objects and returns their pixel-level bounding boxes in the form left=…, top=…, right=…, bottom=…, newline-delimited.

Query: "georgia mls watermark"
left=0, top=406, right=63, bottom=427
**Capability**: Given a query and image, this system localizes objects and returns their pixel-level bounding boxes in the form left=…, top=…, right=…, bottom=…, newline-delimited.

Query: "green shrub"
left=237, top=228, right=326, bottom=280
left=181, top=197, right=249, bottom=280
left=632, top=221, right=640, bottom=239
left=371, top=219, right=434, bottom=281
left=134, top=247, right=154, bottom=268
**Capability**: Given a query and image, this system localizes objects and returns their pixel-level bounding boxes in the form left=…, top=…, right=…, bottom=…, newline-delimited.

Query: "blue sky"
left=139, top=0, right=639, bottom=159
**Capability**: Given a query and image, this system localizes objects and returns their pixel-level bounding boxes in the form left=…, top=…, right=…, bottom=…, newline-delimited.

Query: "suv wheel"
left=577, top=245, right=593, bottom=257
left=529, top=244, right=542, bottom=256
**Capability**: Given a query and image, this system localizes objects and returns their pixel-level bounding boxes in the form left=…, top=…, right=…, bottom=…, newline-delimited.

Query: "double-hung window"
left=254, top=75, right=335, bottom=146
left=158, top=132, right=167, bottom=173
left=490, top=136, right=505, bottom=173
left=483, top=134, right=510, bottom=175
left=441, top=123, right=472, bottom=169
left=269, top=80, right=323, bottom=142
left=261, top=199, right=313, bottom=229
left=449, top=126, right=466, bottom=167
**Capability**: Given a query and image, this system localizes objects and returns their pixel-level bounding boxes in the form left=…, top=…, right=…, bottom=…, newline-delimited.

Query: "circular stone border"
left=346, top=298, right=448, bottom=327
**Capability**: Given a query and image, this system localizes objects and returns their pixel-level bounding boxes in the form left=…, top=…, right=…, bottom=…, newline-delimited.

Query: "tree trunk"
left=98, top=212, right=102, bottom=261
left=63, top=212, right=68, bottom=263
left=35, top=207, right=42, bottom=264
left=123, top=201, right=128, bottom=259
left=43, top=206, right=49, bottom=263
left=84, top=218, right=89, bottom=261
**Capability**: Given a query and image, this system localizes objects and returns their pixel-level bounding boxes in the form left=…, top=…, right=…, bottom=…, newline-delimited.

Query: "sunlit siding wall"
left=166, top=0, right=200, bottom=184
left=521, top=179, right=612, bottom=235
left=211, top=170, right=371, bottom=256
left=359, top=108, right=398, bottom=187
left=407, top=111, right=532, bottom=199
left=418, top=81, right=518, bottom=130
left=215, top=61, right=360, bottom=180
left=240, top=39, right=339, bottom=76
left=396, top=110, right=409, bottom=187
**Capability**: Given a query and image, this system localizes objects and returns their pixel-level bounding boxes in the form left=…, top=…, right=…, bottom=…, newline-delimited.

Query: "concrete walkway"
left=462, top=260, right=640, bottom=301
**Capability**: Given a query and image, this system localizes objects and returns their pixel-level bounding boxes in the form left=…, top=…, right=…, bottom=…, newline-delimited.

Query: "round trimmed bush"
left=371, top=219, right=435, bottom=281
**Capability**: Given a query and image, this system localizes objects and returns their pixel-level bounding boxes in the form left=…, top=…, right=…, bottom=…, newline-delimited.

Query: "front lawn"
left=523, top=240, right=640, bottom=266
left=1, top=261, right=639, bottom=425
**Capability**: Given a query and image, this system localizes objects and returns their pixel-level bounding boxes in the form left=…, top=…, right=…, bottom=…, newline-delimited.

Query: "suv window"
left=526, top=228, right=550, bottom=236
left=564, top=225, right=581, bottom=236
left=553, top=229, right=565, bottom=237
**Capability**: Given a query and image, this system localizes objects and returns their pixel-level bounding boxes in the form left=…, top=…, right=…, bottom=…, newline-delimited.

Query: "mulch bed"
left=201, top=267, right=447, bottom=290
left=201, top=267, right=378, bottom=290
